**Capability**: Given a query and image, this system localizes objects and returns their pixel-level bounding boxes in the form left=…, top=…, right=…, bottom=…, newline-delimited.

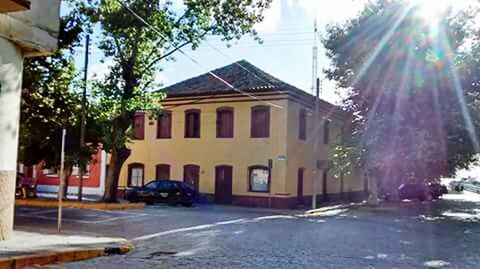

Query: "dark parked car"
left=126, top=180, right=196, bottom=206
left=427, top=182, right=448, bottom=199
left=398, top=183, right=430, bottom=201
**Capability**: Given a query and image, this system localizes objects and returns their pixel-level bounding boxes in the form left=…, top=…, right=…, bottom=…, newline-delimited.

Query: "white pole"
left=311, top=17, right=320, bottom=209
left=312, top=78, right=320, bottom=209
left=57, top=129, right=66, bottom=232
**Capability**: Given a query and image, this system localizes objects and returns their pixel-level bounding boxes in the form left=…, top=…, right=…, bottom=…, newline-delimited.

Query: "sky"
left=73, top=0, right=369, bottom=104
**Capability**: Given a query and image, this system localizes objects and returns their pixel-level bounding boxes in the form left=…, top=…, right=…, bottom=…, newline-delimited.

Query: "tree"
left=79, top=0, right=274, bottom=202
left=18, top=8, right=100, bottom=198
left=324, top=0, right=480, bottom=203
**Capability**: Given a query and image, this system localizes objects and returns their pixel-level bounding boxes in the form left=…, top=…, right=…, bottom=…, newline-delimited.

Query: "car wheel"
left=168, top=195, right=178, bottom=206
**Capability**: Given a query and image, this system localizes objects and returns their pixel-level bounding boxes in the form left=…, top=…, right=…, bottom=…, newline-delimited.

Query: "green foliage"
left=324, top=0, right=480, bottom=185
left=19, top=11, right=85, bottom=168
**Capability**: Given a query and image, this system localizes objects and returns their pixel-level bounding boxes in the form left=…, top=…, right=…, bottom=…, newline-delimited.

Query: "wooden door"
left=215, top=165, right=233, bottom=204
left=297, top=168, right=304, bottom=205
left=184, top=165, right=200, bottom=191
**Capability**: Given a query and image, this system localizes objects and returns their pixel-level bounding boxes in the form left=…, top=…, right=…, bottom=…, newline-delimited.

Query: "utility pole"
left=311, top=17, right=320, bottom=209
left=78, top=34, right=90, bottom=201
left=311, top=18, right=318, bottom=96
left=312, top=78, right=321, bottom=209
left=57, top=129, right=66, bottom=232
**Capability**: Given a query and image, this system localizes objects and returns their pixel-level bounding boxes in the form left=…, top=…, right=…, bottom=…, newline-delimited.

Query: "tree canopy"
left=325, top=0, right=480, bottom=191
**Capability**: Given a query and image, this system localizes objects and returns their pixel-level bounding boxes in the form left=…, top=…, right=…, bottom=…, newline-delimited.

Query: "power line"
left=115, top=0, right=284, bottom=109
left=195, top=43, right=313, bottom=51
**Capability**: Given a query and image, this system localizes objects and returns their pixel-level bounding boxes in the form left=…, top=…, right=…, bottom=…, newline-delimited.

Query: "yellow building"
left=118, top=60, right=365, bottom=208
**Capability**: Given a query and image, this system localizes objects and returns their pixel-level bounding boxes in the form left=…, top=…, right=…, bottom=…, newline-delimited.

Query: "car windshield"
left=8, top=1, right=480, bottom=268
left=144, top=181, right=158, bottom=189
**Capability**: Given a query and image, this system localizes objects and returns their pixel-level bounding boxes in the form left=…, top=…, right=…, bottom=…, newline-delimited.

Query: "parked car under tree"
left=398, top=182, right=447, bottom=201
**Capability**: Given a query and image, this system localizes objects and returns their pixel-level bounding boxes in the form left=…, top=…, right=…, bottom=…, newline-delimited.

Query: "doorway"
left=215, top=165, right=233, bottom=204
left=184, top=164, right=200, bottom=191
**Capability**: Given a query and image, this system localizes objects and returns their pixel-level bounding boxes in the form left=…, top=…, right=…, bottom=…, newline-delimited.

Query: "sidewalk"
left=0, top=231, right=131, bottom=268
left=15, top=198, right=145, bottom=210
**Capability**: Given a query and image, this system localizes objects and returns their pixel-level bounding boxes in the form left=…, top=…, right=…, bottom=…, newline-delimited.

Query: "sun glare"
left=409, top=0, right=451, bottom=23
left=408, top=0, right=476, bottom=22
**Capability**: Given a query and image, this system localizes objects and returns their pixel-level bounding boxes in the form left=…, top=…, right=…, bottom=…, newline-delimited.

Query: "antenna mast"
left=311, top=18, right=318, bottom=95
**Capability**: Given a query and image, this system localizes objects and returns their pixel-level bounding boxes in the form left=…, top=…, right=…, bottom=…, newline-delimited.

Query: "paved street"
left=14, top=192, right=480, bottom=269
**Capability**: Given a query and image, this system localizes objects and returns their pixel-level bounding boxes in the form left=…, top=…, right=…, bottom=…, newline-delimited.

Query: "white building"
left=0, top=0, right=60, bottom=241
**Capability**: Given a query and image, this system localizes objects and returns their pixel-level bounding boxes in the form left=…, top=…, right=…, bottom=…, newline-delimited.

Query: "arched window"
left=216, top=107, right=234, bottom=138
left=128, top=163, right=144, bottom=187
left=251, top=106, right=270, bottom=138
left=299, top=109, right=307, bottom=140
left=185, top=109, right=201, bottom=138
left=157, top=111, right=172, bottom=139
left=248, top=165, right=270, bottom=193
left=155, top=164, right=171, bottom=179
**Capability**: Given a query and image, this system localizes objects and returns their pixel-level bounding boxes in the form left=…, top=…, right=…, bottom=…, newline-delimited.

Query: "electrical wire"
left=115, top=0, right=284, bottom=109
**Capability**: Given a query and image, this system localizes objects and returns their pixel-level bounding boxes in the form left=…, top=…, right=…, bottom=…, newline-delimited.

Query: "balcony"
left=0, top=0, right=30, bottom=13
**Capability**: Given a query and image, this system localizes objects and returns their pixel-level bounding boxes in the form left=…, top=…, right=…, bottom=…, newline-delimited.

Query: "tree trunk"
left=62, top=165, right=73, bottom=198
left=103, top=147, right=131, bottom=203
left=340, top=176, right=345, bottom=200
left=77, top=165, right=84, bottom=201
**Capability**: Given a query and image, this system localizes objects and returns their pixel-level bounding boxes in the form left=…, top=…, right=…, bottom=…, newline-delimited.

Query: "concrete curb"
left=0, top=243, right=134, bottom=269
left=15, top=199, right=145, bottom=210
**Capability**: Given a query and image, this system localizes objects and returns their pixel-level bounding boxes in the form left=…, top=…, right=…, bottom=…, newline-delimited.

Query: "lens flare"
left=409, top=0, right=450, bottom=23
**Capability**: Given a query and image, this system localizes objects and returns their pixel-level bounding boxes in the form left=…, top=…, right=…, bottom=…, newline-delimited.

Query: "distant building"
left=118, top=60, right=365, bottom=208
left=31, top=151, right=107, bottom=197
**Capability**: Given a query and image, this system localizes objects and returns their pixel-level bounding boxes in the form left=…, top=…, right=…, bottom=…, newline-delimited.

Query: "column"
left=0, top=37, right=23, bottom=241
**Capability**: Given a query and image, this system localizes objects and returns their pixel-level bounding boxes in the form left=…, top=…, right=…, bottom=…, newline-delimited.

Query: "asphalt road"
left=15, top=192, right=480, bottom=269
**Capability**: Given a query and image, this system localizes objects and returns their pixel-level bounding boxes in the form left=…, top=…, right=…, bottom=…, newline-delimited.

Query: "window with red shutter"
left=323, top=119, right=330, bottom=144
left=157, top=111, right=172, bottom=139
left=299, top=109, right=307, bottom=140
left=216, top=107, right=234, bottom=138
left=155, top=164, right=171, bottom=179
left=133, top=113, right=145, bottom=140
left=128, top=163, right=144, bottom=186
left=251, top=106, right=270, bottom=138
left=185, top=109, right=201, bottom=138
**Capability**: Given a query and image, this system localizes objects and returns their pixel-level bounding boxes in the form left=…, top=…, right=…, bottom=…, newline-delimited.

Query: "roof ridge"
left=160, top=60, right=340, bottom=109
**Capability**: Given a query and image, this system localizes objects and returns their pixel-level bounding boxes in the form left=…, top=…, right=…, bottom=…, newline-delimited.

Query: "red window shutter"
left=157, top=111, right=171, bottom=139
left=217, top=107, right=234, bottom=138
left=324, top=120, right=330, bottom=144
left=194, top=113, right=200, bottom=137
left=251, top=106, right=270, bottom=138
left=133, top=112, right=145, bottom=140
left=185, top=109, right=200, bottom=138
left=155, top=164, right=171, bottom=179
left=299, top=109, right=306, bottom=140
